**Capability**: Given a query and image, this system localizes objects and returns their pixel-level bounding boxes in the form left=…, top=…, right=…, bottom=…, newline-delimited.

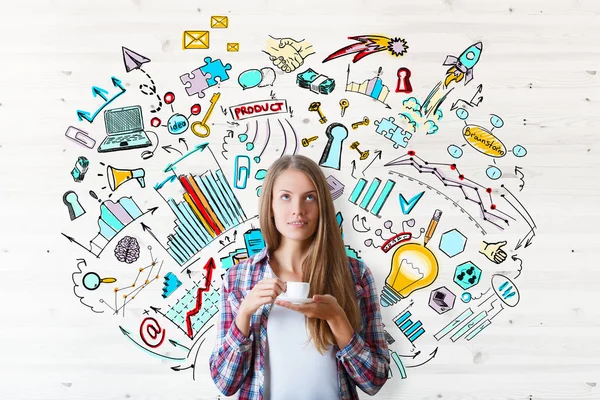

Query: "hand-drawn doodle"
left=104, top=246, right=163, bottom=316
left=443, top=42, right=483, bottom=87
left=150, top=92, right=201, bottom=135
left=349, top=141, right=369, bottom=160
left=393, top=307, right=426, bottom=342
left=64, top=126, right=96, bottom=149
left=308, top=101, right=327, bottom=124
left=114, top=236, right=141, bottom=263
left=374, top=117, right=412, bottom=148
left=326, top=175, right=344, bottom=200
left=210, top=16, right=228, bottom=28
left=296, top=68, right=335, bottom=94
left=76, top=77, right=126, bottom=123
left=386, top=152, right=510, bottom=231
left=398, top=191, right=424, bottom=215
left=180, top=68, right=211, bottom=98
left=63, top=191, right=86, bottom=220
left=380, top=242, right=440, bottom=307
left=162, top=272, right=183, bottom=299
left=301, top=136, right=318, bottom=147
left=106, top=165, right=146, bottom=191
left=238, top=67, right=276, bottom=89
left=447, top=145, right=464, bottom=159
left=97, top=106, right=152, bottom=153
left=229, top=99, right=288, bottom=121
left=438, top=229, right=467, bottom=258
left=454, top=261, right=481, bottom=290
left=351, top=116, right=369, bottom=129
left=191, top=92, right=220, bottom=137
left=423, top=209, right=442, bottom=247
left=234, top=155, right=250, bottom=189
left=319, top=123, right=348, bottom=170
left=339, top=99, right=349, bottom=116
left=263, top=36, right=315, bottom=73
left=450, top=84, right=484, bottom=111
left=151, top=145, right=249, bottom=266
left=62, top=197, right=158, bottom=257
left=429, top=286, right=456, bottom=314
left=348, top=177, right=396, bottom=216
left=183, top=30, right=209, bottom=50
left=122, top=47, right=163, bottom=113
left=82, top=271, right=116, bottom=291
left=479, top=240, right=508, bottom=264
left=395, top=67, right=413, bottom=93
left=71, top=156, right=89, bottom=182
left=345, top=64, right=391, bottom=108
left=323, top=35, right=408, bottom=63
left=140, top=317, right=166, bottom=348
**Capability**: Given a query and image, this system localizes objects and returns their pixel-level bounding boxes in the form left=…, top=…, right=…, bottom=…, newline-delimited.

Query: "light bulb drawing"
left=380, top=242, right=439, bottom=307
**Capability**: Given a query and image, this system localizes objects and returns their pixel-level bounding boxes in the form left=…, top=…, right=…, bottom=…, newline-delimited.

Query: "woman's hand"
left=275, top=294, right=344, bottom=323
left=239, top=278, right=287, bottom=317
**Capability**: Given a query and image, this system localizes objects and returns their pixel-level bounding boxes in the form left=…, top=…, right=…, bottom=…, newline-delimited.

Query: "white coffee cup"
left=285, top=282, right=310, bottom=298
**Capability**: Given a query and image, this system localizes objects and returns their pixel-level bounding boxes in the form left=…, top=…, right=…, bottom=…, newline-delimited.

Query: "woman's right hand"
left=239, top=278, right=287, bottom=316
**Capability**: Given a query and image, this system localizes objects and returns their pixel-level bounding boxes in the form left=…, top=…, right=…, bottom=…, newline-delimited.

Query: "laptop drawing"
left=98, top=106, right=152, bottom=153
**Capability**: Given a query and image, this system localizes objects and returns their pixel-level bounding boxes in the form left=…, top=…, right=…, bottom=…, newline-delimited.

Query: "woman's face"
left=271, top=168, right=320, bottom=244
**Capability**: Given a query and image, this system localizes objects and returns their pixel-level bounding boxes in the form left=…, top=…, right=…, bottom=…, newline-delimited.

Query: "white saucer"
left=277, top=295, right=314, bottom=304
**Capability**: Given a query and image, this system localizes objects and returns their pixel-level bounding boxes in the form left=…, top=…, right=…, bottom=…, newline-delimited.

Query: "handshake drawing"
left=263, top=35, right=315, bottom=73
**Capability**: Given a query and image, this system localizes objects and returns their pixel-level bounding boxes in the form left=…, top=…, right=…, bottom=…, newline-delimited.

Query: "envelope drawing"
left=182, top=31, right=209, bottom=50
left=211, top=16, right=228, bottom=28
left=227, top=42, right=239, bottom=52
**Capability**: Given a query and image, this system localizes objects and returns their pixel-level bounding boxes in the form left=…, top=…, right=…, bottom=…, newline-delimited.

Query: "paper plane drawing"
left=122, top=46, right=151, bottom=72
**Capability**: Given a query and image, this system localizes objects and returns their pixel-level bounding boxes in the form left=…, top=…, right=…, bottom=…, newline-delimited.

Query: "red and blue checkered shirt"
left=208, top=247, right=390, bottom=399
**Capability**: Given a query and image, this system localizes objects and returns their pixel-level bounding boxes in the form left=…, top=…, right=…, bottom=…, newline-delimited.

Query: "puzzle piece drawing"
left=180, top=68, right=211, bottom=98
left=374, top=117, right=401, bottom=136
left=386, top=127, right=412, bottom=148
left=199, top=57, right=232, bottom=87
left=374, top=117, right=413, bottom=148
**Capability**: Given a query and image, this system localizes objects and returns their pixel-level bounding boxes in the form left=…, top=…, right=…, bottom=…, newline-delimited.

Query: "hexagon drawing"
left=453, top=261, right=481, bottom=290
left=439, top=229, right=467, bottom=258
left=429, top=286, right=456, bottom=314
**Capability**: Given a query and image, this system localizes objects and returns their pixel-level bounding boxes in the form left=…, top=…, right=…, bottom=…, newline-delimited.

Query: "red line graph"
left=185, top=257, right=216, bottom=337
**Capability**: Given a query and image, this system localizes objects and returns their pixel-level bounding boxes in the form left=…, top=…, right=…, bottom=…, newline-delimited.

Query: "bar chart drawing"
left=62, top=196, right=156, bottom=258
left=345, top=64, right=391, bottom=108
left=349, top=178, right=395, bottom=216
left=154, top=145, right=249, bottom=266
left=393, top=310, right=426, bottom=343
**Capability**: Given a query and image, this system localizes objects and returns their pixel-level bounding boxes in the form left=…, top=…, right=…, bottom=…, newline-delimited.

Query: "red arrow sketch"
left=185, top=258, right=216, bottom=337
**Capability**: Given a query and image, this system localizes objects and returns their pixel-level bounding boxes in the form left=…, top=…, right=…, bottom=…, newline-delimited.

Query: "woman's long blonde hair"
left=259, top=155, right=361, bottom=354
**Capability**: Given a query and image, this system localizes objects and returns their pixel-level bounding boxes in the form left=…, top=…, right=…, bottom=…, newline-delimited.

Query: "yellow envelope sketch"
left=227, top=42, right=239, bottom=52
left=211, top=16, right=228, bottom=28
left=183, top=31, right=209, bottom=50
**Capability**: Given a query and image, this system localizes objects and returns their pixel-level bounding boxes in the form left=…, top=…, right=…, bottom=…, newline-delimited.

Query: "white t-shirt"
left=263, top=302, right=339, bottom=400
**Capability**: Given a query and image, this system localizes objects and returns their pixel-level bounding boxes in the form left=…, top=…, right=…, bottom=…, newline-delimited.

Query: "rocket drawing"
left=443, top=42, right=483, bottom=87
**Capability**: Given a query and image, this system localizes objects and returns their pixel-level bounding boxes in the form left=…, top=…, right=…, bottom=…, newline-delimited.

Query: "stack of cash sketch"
left=296, top=68, right=336, bottom=94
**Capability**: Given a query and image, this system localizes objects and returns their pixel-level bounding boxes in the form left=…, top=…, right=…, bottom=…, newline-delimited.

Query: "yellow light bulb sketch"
left=380, top=243, right=439, bottom=307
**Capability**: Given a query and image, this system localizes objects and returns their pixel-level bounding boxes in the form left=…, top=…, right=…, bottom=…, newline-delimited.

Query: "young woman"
left=209, top=155, right=390, bottom=400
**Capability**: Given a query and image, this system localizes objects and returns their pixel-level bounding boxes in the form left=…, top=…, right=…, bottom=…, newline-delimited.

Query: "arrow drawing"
left=362, top=150, right=382, bottom=176
left=185, top=258, right=216, bottom=337
left=119, top=325, right=186, bottom=361
left=351, top=214, right=370, bottom=233
left=162, top=145, right=183, bottom=155
left=76, top=77, right=126, bottom=123
left=512, top=254, right=523, bottom=279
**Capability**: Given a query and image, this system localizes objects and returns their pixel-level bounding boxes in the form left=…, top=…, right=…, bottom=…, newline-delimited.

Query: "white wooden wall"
left=1, top=0, right=599, bottom=399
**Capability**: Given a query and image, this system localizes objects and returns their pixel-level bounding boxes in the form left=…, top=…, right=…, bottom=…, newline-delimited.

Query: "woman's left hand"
left=275, top=294, right=344, bottom=322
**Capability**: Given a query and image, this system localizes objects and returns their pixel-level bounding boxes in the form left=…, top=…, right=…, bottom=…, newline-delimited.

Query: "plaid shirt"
left=209, top=247, right=390, bottom=399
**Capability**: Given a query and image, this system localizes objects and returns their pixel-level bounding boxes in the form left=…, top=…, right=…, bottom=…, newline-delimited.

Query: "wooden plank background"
left=1, top=0, right=599, bottom=399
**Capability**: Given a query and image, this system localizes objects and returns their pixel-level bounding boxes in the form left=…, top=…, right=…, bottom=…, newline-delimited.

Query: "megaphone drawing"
left=107, top=165, right=146, bottom=191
